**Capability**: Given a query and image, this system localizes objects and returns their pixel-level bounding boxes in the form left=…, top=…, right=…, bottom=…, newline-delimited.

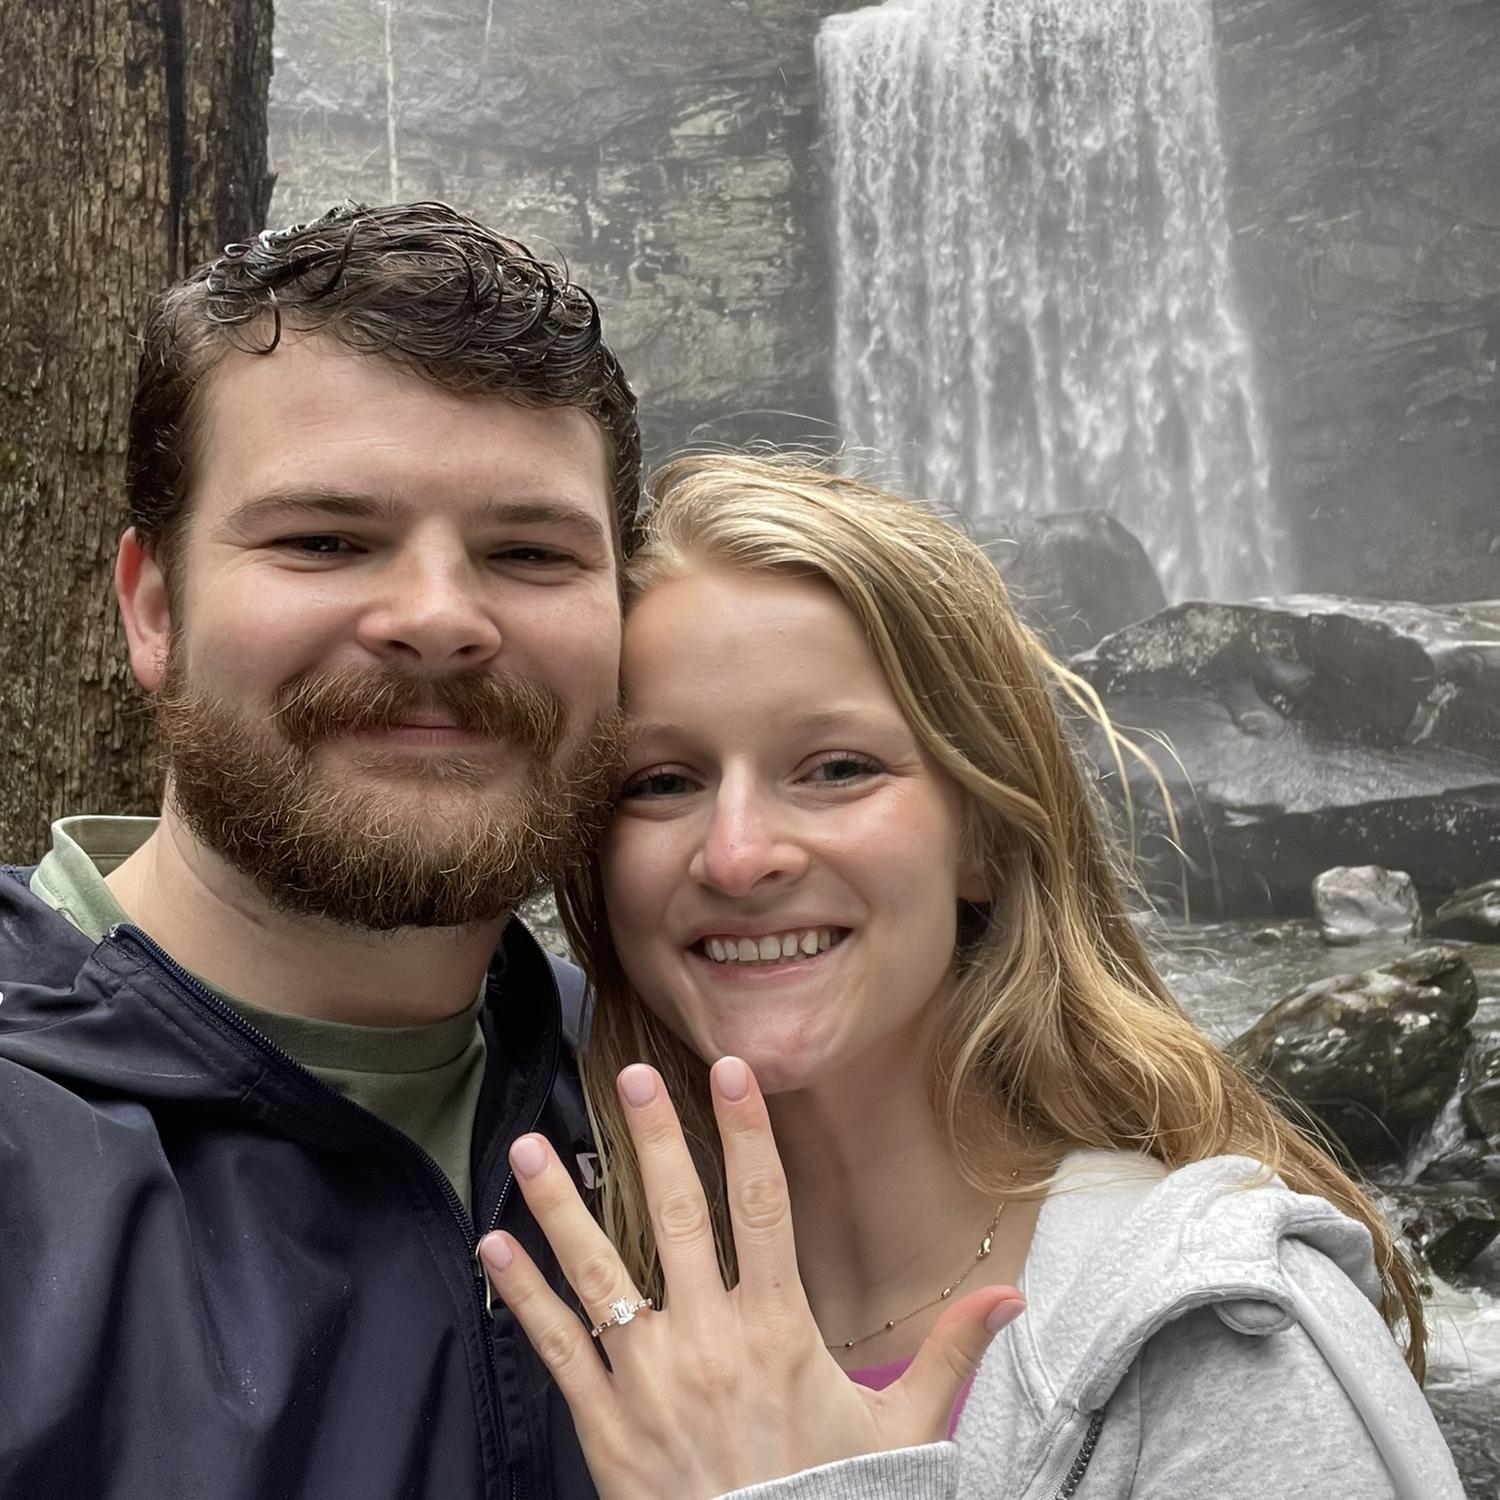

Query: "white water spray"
left=818, top=0, right=1283, bottom=600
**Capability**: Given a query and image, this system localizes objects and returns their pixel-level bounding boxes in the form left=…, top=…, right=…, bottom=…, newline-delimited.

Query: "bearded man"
left=0, top=202, right=634, bottom=1500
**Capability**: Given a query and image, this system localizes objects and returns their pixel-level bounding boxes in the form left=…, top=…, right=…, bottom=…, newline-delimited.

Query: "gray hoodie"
left=724, top=1152, right=1466, bottom=1500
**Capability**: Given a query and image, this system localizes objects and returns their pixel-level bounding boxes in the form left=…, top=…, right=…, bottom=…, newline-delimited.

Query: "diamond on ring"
left=588, top=1295, right=654, bottom=1338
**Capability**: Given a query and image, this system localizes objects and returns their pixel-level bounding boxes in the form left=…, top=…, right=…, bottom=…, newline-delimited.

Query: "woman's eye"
left=805, top=754, right=881, bottom=785
left=619, top=769, right=694, bottom=800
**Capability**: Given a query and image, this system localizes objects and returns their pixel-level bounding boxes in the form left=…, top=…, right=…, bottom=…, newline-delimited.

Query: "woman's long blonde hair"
left=557, top=451, right=1426, bottom=1376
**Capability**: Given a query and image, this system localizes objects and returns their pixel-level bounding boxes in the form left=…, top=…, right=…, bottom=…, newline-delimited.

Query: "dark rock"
left=976, top=512, right=1167, bottom=658
left=1312, top=865, right=1421, bottom=947
left=1431, top=880, right=1500, bottom=945
left=1415, top=1140, right=1500, bottom=1197
left=1074, top=596, right=1500, bottom=915
left=1376, top=1183, right=1500, bottom=1279
left=1461, top=1039, right=1500, bottom=1142
left=1231, top=947, right=1478, bottom=1166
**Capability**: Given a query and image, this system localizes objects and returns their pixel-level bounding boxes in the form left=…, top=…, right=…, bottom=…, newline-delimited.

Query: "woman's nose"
left=688, top=787, right=809, bottom=897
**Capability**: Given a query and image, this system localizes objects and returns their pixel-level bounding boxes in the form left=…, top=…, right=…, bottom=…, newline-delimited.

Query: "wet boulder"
left=1414, top=1139, right=1500, bottom=1197
left=977, top=511, right=1167, bottom=658
left=1231, top=947, right=1478, bottom=1166
left=1073, top=596, right=1500, bottom=916
left=1312, top=865, right=1422, bottom=946
left=1461, top=1039, right=1500, bottom=1142
left=1431, top=880, right=1500, bottom=945
left=1376, top=1184, right=1500, bottom=1279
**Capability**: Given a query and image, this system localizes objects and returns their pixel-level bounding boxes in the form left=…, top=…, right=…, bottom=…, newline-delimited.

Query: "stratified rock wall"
left=267, top=0, right=1499, bottom=599
left=1213, top=0, right=1500, bottom=601
left=269, top=0, right=864, bottom=462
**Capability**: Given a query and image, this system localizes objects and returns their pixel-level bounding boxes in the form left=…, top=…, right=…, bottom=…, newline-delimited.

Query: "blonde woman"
left=478, top=455, right=1462, bottom=1499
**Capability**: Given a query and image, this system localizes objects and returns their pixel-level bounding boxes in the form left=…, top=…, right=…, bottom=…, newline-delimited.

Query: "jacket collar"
left=0, top=865, right=567, bottom=1154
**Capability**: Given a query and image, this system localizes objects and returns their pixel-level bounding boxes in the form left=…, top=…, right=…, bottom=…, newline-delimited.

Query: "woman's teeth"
left=701, top=929, right=842, bottom=965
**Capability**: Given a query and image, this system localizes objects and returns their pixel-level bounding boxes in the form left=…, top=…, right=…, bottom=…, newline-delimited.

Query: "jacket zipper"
left=1053, top=1411, right=1105, bottom=1499
left=112, top=922, right=556, bottom=1500
left=482, top=962, right=561, bottom=1500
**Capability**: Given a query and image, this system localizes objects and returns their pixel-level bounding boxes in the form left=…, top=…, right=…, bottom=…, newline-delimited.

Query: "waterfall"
left=818, top=0, right=1283, bottom=601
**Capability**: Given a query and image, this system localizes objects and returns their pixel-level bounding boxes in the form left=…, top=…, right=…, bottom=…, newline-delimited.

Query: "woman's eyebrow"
left=623, top=708, right=901, bottom=743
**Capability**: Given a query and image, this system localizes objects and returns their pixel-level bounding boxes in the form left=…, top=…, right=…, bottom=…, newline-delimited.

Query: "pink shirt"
left=847, top=1357, right=975, bottom=1437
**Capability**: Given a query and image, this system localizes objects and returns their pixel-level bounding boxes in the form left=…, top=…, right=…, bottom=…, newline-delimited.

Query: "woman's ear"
left=957, top=838, right=990, bottom=904
left=958, top=861, right=990, bottom=904
left=115, top=528, right=172, bottom=692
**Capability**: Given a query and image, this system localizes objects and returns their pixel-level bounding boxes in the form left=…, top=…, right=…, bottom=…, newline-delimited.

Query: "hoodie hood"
left=978, top=1149, right=1409, bottom=1500
left=1022, top=1151, right=1382, bottom=1417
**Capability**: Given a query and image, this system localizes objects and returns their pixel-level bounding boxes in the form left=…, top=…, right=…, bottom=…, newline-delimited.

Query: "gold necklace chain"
left=825, top=1198, right=1009, bottom=1353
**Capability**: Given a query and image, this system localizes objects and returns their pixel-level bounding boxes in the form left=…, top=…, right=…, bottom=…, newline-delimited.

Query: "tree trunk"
left=0, top=0, right=275, bottom=861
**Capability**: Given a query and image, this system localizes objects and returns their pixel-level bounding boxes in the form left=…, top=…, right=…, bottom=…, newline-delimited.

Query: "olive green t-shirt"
left=30, top=816, right=486, bottom=1214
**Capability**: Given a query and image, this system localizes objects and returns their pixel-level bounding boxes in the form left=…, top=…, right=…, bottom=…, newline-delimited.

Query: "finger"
left=478, top=1231, right=619, bottom=1422
left=507, top=1132, right=645, bottom=1329
left=886, top=1286, right=1024, bottom=1440
left=709, top=1057, right=805, bottom=1318
left=617, top=1064, right=726, bottom=1318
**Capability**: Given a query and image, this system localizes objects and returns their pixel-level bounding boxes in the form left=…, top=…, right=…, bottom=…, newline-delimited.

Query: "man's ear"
left=115, top=528, right=172, bottom=692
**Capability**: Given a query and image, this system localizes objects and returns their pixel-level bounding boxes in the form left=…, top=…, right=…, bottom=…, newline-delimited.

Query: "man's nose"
left=356, top=545, right=502, bottom=669
left=688, top=783, right=809, bottom=897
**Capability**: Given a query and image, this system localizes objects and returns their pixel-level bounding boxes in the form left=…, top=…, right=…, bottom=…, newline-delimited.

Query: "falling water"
left=818, top=0, right=1283, bottom=600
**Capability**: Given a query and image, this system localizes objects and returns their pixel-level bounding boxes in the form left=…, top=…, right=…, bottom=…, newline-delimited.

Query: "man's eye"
left=279, top=534, right=354, bottom=555
left=494, top=546, right=573, bottom=567
left=619, top=769, right=693, bottom=800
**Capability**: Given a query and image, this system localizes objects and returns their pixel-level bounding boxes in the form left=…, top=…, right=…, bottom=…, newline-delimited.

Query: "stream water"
left=1146, top=914, right=1500, bottom=1496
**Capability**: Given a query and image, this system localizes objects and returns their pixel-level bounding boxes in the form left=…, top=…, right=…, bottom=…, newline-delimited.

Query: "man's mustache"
left=271, top=666, right=567, bottom=758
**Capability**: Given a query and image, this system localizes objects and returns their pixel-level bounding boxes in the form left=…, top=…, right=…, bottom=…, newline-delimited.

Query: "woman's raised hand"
left=477, top=1057, right=1023, bottom=1500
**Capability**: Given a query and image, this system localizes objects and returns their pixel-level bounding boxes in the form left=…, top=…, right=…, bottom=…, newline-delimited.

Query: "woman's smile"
left=685, top=927, right=853, bottom=988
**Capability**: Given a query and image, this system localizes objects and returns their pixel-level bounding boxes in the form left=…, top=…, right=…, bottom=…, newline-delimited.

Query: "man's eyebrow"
left=215, top=488, right=610, bottom=548
left=215, top=489, right=393, bottom=534
left=469, top=497, right=610, bottom=548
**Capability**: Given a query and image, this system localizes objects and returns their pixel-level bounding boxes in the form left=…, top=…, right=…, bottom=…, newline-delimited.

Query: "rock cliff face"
left=267, top=0, right=1499, bottom=598
left=269, top=0, right=863, bottom=463
left=1213, top=0, right=1500, bottom=602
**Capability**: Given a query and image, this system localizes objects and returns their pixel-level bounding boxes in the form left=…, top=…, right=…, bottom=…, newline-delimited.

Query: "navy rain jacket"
left=0, top=865, right=600, bottom=1500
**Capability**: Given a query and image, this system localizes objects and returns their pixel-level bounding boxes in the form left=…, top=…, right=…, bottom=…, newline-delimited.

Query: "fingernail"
left=985, top=1299, right=1025, bottom=1335
left=511, top=1135, right=548, bottom=1179
left=619, top=1065, right=658, bottom=1108
left=481, top=1233, right=513, bottom=1273
left=713, top=1056, right=749, bottom=1102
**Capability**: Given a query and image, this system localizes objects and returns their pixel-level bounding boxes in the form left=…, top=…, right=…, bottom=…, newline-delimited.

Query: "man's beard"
left=156, top=651, right=625, bottom=931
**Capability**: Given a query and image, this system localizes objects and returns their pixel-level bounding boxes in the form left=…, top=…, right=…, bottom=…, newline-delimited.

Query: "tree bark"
left=0, top=0, right=275, bottom=860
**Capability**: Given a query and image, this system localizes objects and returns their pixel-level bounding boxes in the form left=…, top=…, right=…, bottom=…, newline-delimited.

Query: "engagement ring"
left=589, top=1296, right=654, bottom=1338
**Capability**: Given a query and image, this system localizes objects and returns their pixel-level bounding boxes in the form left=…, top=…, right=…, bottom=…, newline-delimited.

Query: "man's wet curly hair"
left=127, top=201, right=641, bottom=568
